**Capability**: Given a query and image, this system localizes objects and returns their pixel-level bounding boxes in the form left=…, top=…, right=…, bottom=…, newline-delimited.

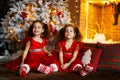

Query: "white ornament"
left=82, top=49, right=92, bottom=67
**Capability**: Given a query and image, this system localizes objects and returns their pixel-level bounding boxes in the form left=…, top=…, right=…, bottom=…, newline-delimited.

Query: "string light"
left=75, top=0, right=78, bottom=2
left=76, top=10, right=79, bottom=13
left=83, top=0, right=115, bottom=43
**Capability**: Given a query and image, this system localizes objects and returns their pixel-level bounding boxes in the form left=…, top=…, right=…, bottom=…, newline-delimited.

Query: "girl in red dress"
left=6, top=20, right=58, bottom=77
left=55, top=24, right=93, bottom=76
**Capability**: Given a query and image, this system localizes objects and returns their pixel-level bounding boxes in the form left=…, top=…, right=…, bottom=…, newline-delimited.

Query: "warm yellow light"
left=17, top=39, right=21, bottom=42
left=50, top=21, right=55, bottom=25
left=75, top=0, right=78, bottom=2
left=85, top=1, right=89, bottom=40
left=51, top=9, right=57, bottom=14
left=10, top=35, right=14, bottom=40
left=76, top=10, right=79, bottom=13
left=8, top=29, right=14, bottom=34
left=75, top=6, right=78, bottom=8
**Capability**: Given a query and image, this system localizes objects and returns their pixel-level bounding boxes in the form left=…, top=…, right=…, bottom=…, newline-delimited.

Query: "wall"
left=67, top=0, right=80, bottom=26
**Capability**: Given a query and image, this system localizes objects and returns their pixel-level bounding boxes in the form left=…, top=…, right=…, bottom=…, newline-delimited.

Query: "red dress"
left=53, top=40, right=84, bottom=72
left=6, top=37, right=56, bottom=71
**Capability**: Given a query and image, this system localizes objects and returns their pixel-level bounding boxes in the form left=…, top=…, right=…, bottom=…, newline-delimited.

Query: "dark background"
left=0, top=0, right=10, bottom=27
left=0, top=0, right=11, bottom=56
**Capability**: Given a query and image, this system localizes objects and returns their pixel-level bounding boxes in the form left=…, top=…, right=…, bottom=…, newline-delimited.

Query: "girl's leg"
left=73, top=64, right=88, bottom=76
left=19, top=64, right=30, bottom=77
left=85, top=65, right=93, bottom=73
left=49, top=63, right=58, bottom=73
left=37, top=63, right=51, bottom=74
left=37, top=63, right=58, bottom=74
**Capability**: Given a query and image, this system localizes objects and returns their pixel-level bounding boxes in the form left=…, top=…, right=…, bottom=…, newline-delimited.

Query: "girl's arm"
left=68, top=44, right=80, bottom=65
left=58, top=42, right=64, bottom=65
left=43, top=38, right=52, bottom=56
left=68, top=49, right=78, bottom=64
left=62, top=49, right=78, bottom=69
left=21, top=41, right=31, bottom=65
left=59, top=50, right=64, bottom=66
left=43, top=46, right=52, bottom=56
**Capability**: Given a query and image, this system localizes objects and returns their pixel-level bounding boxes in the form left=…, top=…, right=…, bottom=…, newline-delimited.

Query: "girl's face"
left=32, top=22, right=44, bottom=36
left=64, top=26, right=75, bottom=39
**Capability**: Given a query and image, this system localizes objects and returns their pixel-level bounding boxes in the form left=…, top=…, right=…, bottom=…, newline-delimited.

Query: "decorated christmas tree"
left=0, top=0, right=71, bottom=54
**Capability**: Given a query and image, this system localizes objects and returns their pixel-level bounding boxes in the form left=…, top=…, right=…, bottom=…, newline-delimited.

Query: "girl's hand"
left=48, top=53, right=52, bottom=56
left=61, top=64, right=64, bottom=68
left=61, top=63, right=70, bottom=69
left=20, top=62, right=24, bottom=67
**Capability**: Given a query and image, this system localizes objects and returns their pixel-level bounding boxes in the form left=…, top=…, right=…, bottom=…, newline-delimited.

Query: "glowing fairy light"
left=83, top=0, right=113, bottom=43
left=75, top=0, right=78, bottom=2
left=85, top=1, right=89, bottom=40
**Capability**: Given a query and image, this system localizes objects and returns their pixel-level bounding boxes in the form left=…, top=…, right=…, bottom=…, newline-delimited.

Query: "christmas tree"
left=0, top=0, right=71, bottom=54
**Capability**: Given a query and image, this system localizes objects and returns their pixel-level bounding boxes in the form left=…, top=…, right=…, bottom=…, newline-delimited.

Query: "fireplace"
left=79, top=0, right=120, bottom=43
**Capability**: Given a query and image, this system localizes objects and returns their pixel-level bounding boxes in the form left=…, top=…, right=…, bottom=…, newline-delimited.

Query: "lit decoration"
left=67, top=0, right=80, bottom=26
left=93, top=33, right=106, bottom=43
left=75, top=0, right=78, bottom=2
left=83, top=0, right=119, bottom=44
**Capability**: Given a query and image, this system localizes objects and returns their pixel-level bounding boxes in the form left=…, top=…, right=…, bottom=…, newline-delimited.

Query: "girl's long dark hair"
left=55, top=24, right=82, bottom=42
left=26, top=20, right=51, bottom=38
